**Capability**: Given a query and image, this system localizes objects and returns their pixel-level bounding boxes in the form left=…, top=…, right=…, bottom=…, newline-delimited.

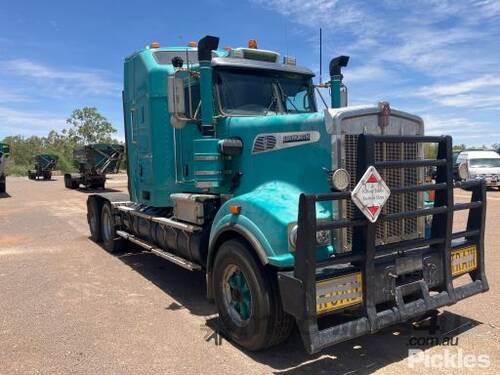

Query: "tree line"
left=1, top=107, right=123, bottom=176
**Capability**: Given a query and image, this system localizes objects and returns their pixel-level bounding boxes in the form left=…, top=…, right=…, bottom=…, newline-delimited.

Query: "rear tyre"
left=100, top=202, right=124, bottom=253
left=88, top=198, right=102, bottom=242
left=0, top=177, right=5, bottom=193
left=64, top=174, right=71, bottom=188
left=213, top=239, right=294, bottom=351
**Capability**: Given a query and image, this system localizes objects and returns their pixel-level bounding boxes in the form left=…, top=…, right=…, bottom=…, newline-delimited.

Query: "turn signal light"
left=229, top=205, right=241, bottom=215
left=428, top=190, right=436, bottom=201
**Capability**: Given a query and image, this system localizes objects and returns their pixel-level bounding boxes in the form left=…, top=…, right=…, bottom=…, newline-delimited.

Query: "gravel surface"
left=0, top=176, right=498, bottom=374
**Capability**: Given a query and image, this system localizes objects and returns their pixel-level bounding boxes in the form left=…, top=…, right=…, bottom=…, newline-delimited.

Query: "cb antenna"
left=319, top=28, right=323, bottom=85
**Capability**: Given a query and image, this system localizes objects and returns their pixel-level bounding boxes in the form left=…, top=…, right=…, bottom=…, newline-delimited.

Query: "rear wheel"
left=88, top=198, right=102, bottom=242
left=64, top=174, right=72, bottom=188
left=100, top=202, right=124, bottom=253
left=43, top=171, right=52, bottom=180
left=213, top=239, right=294, bottom=351
left=0, top=176, right=5, bottom=193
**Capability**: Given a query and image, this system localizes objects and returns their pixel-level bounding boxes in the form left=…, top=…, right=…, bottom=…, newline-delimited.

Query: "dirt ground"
left=0, top=175, right=498, bottom=374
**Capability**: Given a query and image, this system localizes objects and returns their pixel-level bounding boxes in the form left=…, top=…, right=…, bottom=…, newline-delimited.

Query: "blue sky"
left=0, top=0, right=499, bottom=145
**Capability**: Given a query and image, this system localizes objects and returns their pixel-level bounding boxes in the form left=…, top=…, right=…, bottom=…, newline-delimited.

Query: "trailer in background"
left=28, top=154, right=58, bottom=180
left=65, top=144, right=124, bottom=190
left=0, top=143, right=10, bottom=193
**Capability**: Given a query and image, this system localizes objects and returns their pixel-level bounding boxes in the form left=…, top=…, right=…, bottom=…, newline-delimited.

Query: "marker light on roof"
left=283, top=56, right=296, bottom=65
left=187, top=41, right=197, bottom=47
left=150, top=41, right=160, bottom=49
left=248, top=39, right=258, bottom=49
left=230, top=49, right=244, bottom=58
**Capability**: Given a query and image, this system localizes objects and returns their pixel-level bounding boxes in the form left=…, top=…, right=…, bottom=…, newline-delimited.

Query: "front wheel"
left=213, top=239, right=294, bottom=351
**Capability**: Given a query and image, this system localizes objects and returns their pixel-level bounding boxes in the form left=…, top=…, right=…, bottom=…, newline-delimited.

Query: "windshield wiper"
left=275, top=81, right=299, bottom=113
left=264, top=83, right=285, bottom=115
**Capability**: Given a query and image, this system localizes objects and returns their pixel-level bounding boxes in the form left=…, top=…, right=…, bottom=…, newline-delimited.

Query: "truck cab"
left=87, top=35, right=489, bottom=353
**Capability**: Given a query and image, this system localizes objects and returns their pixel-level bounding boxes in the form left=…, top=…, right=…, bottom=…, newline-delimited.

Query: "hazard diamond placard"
left=351, top=166, right=391, bottom=223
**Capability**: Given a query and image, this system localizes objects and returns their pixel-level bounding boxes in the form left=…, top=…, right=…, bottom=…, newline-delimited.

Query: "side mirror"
left=168, top=75, right=187, bottom=129
left=458, top=162, right=468, bottom=180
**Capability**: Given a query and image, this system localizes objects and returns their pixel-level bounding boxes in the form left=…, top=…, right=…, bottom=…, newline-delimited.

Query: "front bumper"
left=278, top=135, right=489, bottom=354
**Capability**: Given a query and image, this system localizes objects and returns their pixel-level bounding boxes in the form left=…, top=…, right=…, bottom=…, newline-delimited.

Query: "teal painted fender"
left=208, top=181, right=333, bottom=269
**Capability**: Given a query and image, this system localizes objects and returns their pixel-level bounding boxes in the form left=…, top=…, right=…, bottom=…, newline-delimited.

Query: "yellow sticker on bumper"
left=451, top=245, right=477, bottom=277
left=316, top=272, right=363, bottom=315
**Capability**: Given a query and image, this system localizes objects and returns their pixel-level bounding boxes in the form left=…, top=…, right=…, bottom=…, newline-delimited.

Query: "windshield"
left=470, top=158, right=500, bottom=168
left=215, top=69, right=316, bottom=116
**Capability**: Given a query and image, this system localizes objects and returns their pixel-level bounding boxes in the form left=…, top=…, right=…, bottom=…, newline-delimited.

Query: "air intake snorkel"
left=329, top=55, right=349, bottom=108
left=197, top=35, right=220, bottom=136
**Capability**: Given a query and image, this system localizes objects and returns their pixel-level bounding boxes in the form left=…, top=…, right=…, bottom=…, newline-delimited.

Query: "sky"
left=0, top=0, right=499, bottom=145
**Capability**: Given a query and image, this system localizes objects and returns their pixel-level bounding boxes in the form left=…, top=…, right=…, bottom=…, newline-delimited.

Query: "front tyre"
left=213, top=239, right=294, bottom=351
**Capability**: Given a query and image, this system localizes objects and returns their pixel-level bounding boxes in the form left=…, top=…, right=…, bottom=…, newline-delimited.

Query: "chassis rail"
left=278, top=134, right=489, bottom=354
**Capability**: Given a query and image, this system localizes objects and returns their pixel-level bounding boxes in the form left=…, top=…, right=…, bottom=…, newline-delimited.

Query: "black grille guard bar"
left=277, top=134, right=489, bottom=354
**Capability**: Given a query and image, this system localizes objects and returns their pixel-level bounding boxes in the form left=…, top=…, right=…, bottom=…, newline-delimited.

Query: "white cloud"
left=414, top=75, right=500, bottom=109
left=344, top=65, right=391, bottom=83
left=0, top=106, right=66, bottom=137
left=420, top=75, right=500, bottom=96
left=0, top=88, right=28, bottom=103
left=420, top=114, right=492, bottom=144
left=0, top=59, right=120, bottom=98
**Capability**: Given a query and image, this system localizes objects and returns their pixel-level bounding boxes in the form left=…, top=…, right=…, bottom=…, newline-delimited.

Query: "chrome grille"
left=343, top=135, right=422, bottom=247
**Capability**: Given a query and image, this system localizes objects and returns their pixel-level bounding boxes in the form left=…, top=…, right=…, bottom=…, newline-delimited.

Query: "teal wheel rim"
left=223, top=265, right=252, bottom=325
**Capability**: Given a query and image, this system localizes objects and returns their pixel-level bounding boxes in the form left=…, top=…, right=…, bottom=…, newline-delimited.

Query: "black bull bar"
left=277, top=134, right=489, bottom=354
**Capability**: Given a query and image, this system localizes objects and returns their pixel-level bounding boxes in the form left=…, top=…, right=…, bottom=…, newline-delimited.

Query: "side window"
left=286, top=90, right=311, bottom=113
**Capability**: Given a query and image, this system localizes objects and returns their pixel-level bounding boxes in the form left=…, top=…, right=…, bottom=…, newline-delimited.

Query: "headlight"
left=458, top=163, right=468, bottom=180
left=288, top=224, right=299, bottom=249
left=329, top=168, right=350, bottom=191
left=288, top=223, right=331, bottom=250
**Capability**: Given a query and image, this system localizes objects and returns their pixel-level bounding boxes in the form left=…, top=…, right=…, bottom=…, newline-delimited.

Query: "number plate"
left=316, top=273, right=363, bottom=315
left=451, top=245, right=477, bottom=276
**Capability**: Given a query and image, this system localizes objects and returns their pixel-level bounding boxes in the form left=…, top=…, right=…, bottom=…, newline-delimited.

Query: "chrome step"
left=116, top=230, right=202, bottom=271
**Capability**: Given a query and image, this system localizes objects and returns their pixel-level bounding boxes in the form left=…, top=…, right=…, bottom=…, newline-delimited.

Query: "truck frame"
left=85, top=35, right=488, bottom=353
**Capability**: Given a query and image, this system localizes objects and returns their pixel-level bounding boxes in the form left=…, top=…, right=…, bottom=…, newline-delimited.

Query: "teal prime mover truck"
left=86, top=36, right=489, bottom=353
left=0, top=143, right=10, bottom=193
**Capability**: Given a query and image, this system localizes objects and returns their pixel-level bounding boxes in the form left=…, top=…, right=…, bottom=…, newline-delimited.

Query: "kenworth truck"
left=0, top=143, right=10, bottom=193
left=86, top=36, right=489, bottom=353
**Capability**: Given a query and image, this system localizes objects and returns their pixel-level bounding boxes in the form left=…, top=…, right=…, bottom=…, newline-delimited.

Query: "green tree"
left=64, top=107, right=116, bottom=145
